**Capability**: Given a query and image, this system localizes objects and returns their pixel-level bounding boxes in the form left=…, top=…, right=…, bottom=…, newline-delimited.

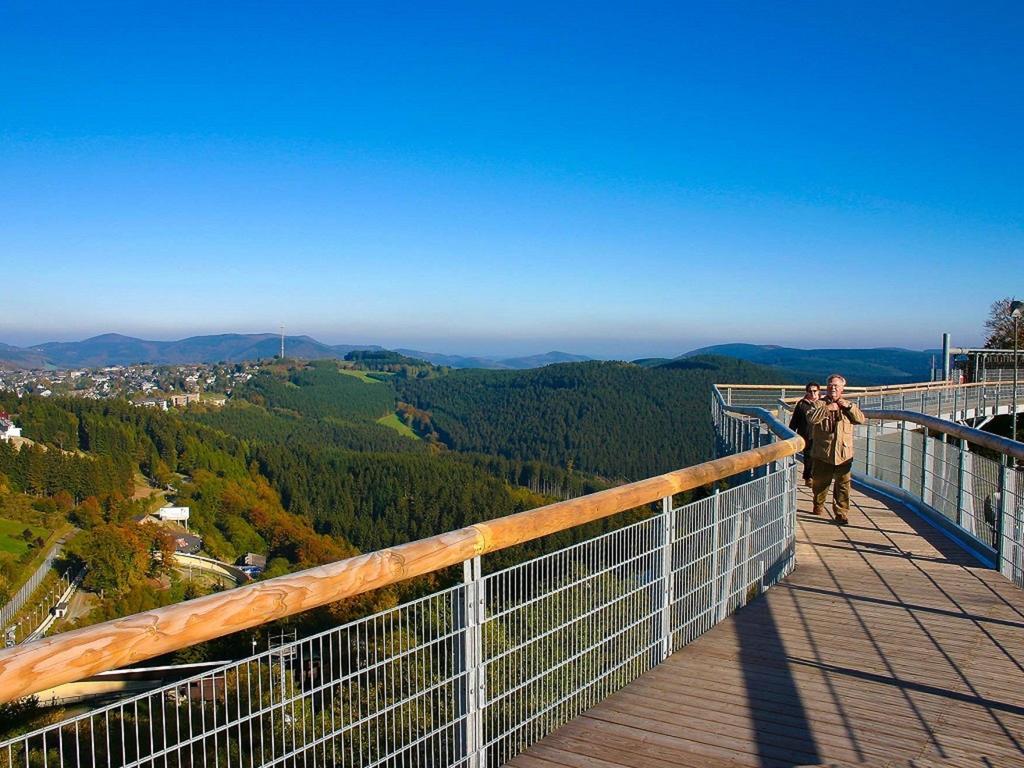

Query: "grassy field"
left=376, top=412, right=421, bottom=439
left=337, top=368, right=383, bottom=384
left=0, top=517, right=53, bottom=556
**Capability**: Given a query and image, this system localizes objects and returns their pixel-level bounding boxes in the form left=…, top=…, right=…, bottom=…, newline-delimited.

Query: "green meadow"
left=0, top=517, right=52, bottom=556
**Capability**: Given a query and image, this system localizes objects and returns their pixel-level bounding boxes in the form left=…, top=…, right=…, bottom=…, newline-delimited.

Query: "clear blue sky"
left=2, top=2, right=1021, bottom=357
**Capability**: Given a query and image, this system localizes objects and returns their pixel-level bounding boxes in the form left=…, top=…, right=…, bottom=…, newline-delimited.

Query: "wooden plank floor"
left=509, top=482, right=1024, bottom=768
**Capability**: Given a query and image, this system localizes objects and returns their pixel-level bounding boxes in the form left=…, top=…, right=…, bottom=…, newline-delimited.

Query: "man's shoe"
left=811, top=505, right=825, bottom=516
left=835, top=512, right=849, bottom=526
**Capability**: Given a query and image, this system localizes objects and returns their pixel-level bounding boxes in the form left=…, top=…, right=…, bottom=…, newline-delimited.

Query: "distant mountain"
left=0, top=334, right=590, bottom=371
left=680, top=343, right=934, bottom=385
left=0, top=343, right=50, bottom=370
left=394, top=349, right=507, bottom=369
left=396, top=349, right=592, bottom=370
left=500, top=351, right=592, bottom=369
left=5, top=333, right=382, bottom=369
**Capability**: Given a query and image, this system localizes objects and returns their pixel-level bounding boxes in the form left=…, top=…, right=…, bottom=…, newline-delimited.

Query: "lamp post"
left=1011, top=300, right=1023, bottom=446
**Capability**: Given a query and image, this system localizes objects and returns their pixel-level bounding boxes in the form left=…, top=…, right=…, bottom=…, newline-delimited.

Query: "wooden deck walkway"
left=510, top=482, right=1024, bottom=768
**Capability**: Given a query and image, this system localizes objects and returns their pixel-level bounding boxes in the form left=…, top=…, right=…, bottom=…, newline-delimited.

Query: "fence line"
left=0, top=539, right=67, bottom=631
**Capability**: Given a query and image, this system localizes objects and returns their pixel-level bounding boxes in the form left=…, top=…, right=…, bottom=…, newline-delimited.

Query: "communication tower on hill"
left=279, top=324, right=285, bottom=359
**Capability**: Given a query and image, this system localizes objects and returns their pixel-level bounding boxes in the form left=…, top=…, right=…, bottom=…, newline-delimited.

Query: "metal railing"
left=851, top=410, right=1024, bottom=587
left=771, top=380, right=1024, bottom=588
left=0, top=398, right=799, bottom=767
left=0, top=544, right=68, bottom=632
left=852, top=381, right=1023, bottom=422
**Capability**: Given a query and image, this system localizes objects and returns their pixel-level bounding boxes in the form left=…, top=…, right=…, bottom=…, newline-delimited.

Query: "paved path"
left=510, top=483, right=1024, bottom=767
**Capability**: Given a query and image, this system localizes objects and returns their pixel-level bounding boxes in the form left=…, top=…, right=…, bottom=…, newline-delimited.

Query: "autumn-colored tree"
left=72, top=496, right=104, bottom=528
left=71, top=523, right=150, bottom=595
left=984, top=297, right=1024, bottom=348
left=53, top=490, right=74, bottom=514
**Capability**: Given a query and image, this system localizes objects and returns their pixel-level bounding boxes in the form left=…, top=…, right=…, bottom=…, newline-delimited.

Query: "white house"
left=0, top=416, right=21, bottom=442
left=158, top=506, right=191, bottom=528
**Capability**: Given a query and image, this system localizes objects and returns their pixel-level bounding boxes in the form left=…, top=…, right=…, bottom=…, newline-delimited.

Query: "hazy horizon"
left=0, top=326, right=958, bottom=363
left=3, top=5, right=1018, bottom=352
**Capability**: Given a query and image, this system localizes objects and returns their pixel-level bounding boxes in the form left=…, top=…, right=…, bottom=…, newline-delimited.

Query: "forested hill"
left=397, top=355, right=799, bottom=482
left=680, top=344, right=934, bottom=384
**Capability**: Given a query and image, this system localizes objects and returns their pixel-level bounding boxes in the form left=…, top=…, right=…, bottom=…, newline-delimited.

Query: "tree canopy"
left=984, top=297, right=1024, bottom=348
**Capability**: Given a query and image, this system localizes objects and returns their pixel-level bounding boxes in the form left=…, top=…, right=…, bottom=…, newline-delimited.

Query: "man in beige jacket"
left=807, top=374, right=866, bottom=525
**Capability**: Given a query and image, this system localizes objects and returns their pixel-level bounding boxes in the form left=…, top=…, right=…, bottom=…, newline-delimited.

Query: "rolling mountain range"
left=677, top=343, right=939, bottom=385
left=0, top=334, right=940, bottom=383
left=0, top=333, right=592, bottom=371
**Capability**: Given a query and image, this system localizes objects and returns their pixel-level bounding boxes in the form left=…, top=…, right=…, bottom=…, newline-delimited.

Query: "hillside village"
left=0, top=361, right=259, bottom=404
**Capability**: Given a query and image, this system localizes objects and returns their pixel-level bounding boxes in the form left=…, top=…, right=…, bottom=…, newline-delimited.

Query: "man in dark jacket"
left=788, top=382, right=820, bottom=487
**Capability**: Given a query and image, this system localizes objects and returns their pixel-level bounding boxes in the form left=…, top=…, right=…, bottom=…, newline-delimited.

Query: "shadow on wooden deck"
left=509, top=482, right=1024, bottom=768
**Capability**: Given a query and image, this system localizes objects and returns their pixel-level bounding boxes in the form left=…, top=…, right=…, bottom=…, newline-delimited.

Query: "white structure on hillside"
left=0, top=414, right=21, bottom=442
left=158, top=506, right=191, bottom=527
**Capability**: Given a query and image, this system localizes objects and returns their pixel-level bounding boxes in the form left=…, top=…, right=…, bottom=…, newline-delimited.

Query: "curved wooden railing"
left=0, top=430, right=802, bottom=704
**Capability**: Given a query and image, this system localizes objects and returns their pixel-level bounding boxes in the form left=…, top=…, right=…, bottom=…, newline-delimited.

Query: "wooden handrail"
left=0, top=436, right=801, bottom=704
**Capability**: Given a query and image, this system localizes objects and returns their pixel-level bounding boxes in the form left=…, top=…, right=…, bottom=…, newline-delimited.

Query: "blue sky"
left=2, top=2, right=1021, bottom=357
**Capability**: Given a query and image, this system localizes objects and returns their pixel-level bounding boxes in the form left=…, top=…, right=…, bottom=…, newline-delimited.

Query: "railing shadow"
left=733, top=547, right=824, bottom=767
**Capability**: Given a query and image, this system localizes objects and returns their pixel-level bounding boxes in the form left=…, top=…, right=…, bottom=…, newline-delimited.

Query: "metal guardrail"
left=0, top=398, right=799, bottom=767
left=0, top=541, right=68, bottom=632
left=720, top=380, right=1024, bottom=424
left=768, top=380, right=1024, bottom=588
left=851, top=411, right=1023, bottom=587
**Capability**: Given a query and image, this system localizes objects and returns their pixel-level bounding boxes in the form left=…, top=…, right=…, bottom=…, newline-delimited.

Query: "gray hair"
left=826, top=374, right=847, bottom=386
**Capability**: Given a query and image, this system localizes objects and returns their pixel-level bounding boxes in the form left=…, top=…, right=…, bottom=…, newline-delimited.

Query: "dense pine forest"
left=0, top=354, right=794, bottom=640
left=397, top=355, right=798, bottom=481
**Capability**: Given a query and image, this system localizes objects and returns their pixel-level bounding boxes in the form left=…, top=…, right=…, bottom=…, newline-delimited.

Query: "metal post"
left=865, top=423, right=876, bottom=479
left=710, top=489, right=722, bottom=623
left=942, top=332, right=951, bottom=382
left=739, top=507, right=750, bottom=608
left=921, top=431, right=933, bottom=507
left=957, top=442, right=968, bottom=529
left=459, top=557, right=485, bottom=768
left=899, top=421, right=911, bottom=491
left=1013, top=312, right=1020, bottom=445
left=997, top=465, right=1010, bottom=576
left=660, top=495, right=676, bottom=660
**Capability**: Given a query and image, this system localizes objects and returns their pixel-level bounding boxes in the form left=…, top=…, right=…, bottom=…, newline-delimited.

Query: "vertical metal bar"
left=739, top=507, right=750, bottom=608
left=921, top=431, right=934, bottom=507
left=459, top=557, right=484, bottom=768
left=899, top=421, right=911, bottom=491
left=865, top=422, right=876, bottom=479
left=957, top=442, right=968, bottom=529
left=659, top=495, right=675, bottom=661
left=998, top=464, right=1010, bottom=577
left=710, top=489, right=722, bottom=624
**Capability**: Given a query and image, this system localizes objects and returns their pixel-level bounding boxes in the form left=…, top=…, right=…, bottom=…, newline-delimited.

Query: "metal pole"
left=957, top=443, right=967, bottom=530
left=1013, top=314, right=1019, bottom=445
left=660, top=495, right=675, bottom=661
left=997, top=464, right=1009, bottom=576
left=899, top=421, right=910, bottom=491
left=942, top=332, right=951, bottom=382
left=710, top=489, right=722, bottom=623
